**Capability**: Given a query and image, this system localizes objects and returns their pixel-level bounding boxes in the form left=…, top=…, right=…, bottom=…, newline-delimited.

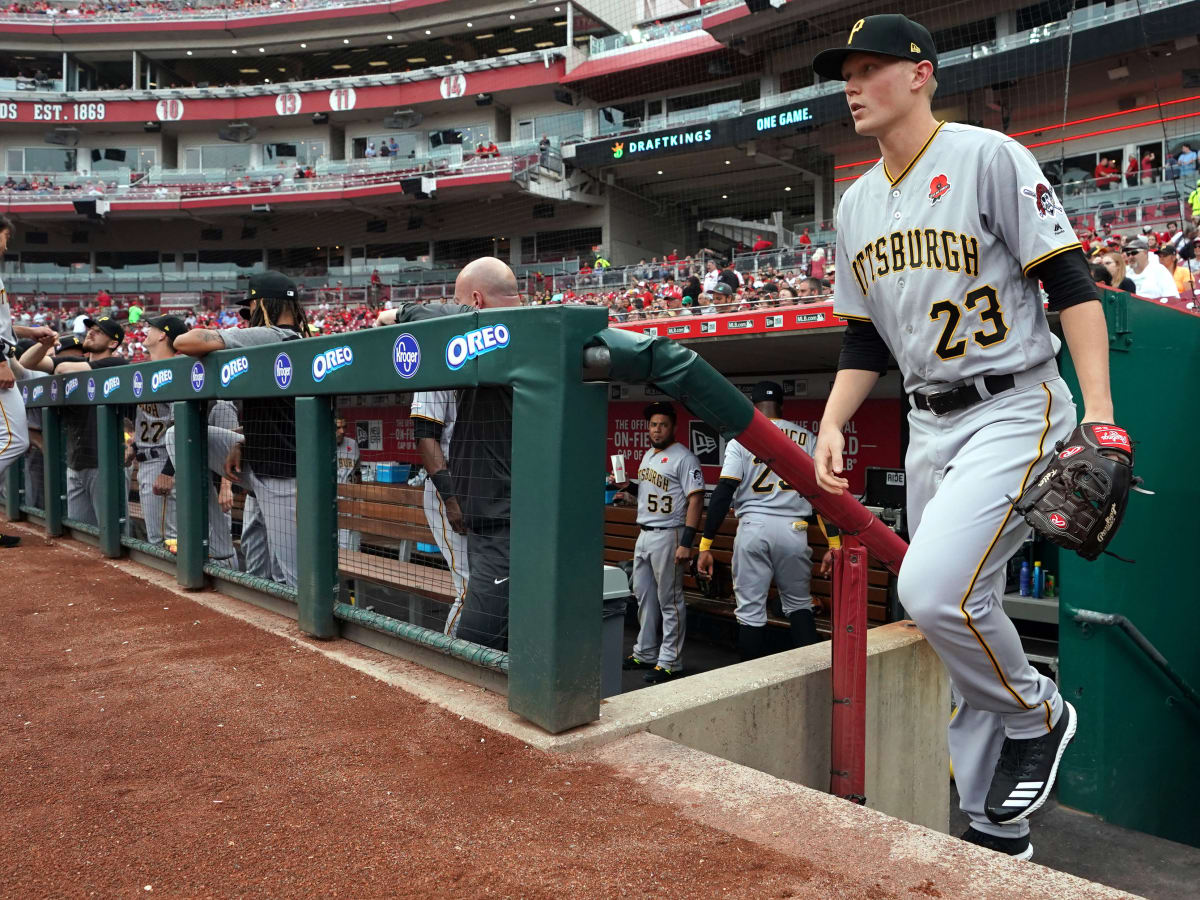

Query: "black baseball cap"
left=247, top=270, right=298, bottom=301
left=83, top=315, right=125, bottom=344
left=751, top=381, right=785, bottom=404
left=812, top=14, right=938, bottom=82
left=145, top=314, right=190, bottom=345
left=644, top=401, right=676, bottom=422
left=55, top=334, right=84, bottom=354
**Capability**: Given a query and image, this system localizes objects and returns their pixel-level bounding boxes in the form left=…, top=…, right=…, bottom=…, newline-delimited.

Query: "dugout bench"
left=603, top=504, right=893, bottom=637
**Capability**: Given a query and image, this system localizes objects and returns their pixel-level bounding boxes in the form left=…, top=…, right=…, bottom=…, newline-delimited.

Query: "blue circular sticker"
left=190, top=362, right=206, bottom=392
left=392, top=333, right=421, bottom=379
left=86, top=378, right=96, bottom=401
left=132, top=371, right=144, bottom=398
left=274, top=352, right=293, bottom=389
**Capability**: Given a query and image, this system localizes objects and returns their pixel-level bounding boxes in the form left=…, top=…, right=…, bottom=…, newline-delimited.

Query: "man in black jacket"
left=376, top=257, right=522, bottom=650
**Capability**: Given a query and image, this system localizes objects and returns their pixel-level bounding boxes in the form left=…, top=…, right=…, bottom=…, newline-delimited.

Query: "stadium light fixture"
left=231, top=49, right=238, bottom=54
left=514, top=27, right=533, bottom=33
left=332, top=64, right=351, bottom=69
left=535, top=41, right=554, bottom=48
left=300, top=42, right=307, bottom=48
left=369, top=60, right=388, bottom=66
left=425, top=29, right=431, bottom=35
left=497, top=47, right=518, bottom=54
left=721, top=194, right=728, bottom=199
left=657, top=170, right=663, bottom=175
left=553, top=20, right=566, bottom=26
left=554, top=4, right=560, bottom=9
left=406, top=57, right=426, bottom=63
left=258, top=47, right=265, bottom=52
left=239, top=68, right=260, bottom=73
left=475, top=33, right=493, bottom=39
left=509, top=13, right=516, bottom=18
left=343, top=38, right=351, bottom=44
left=186, top=50, right=193, bottom=55
left=467, top=22, right=473, bottom=27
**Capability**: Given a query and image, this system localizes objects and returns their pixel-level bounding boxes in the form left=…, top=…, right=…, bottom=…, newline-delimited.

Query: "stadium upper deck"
left=1, top=0, right=1196, bottom=294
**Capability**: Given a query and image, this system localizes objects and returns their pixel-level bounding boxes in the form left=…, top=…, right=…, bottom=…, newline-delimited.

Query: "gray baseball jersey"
left=336, top=435, right=360, bottom=484
left=133, top=402, right=172, bottom=449
left=0, top=274, right=12, bottom=344
left=720, top=418, right=814, bottom=517
left=410, top=389, right=457, bottom=458
left=833, top=119, right=1077, bottom=841
left=834, top=121, right=1079, bottom=393
left=633, top=442, right=704, bottom=527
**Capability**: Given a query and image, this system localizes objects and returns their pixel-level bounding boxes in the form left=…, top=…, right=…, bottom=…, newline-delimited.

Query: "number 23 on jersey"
left=928, top=284, right=1009, bottom=361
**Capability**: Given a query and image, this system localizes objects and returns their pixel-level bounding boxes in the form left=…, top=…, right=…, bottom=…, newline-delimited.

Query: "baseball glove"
left=1011, top=423, right=1139, bottom=561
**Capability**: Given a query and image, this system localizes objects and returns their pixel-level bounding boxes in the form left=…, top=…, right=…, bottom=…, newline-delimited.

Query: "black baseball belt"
left=911, top=374, right=1016, bottom=417
left=135, top=446, right=168, bottom=462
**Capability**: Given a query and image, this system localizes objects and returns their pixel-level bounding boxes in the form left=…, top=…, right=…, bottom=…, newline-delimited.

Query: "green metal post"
left=42, top=407, right=65, bottom=537
left=506, top=308, right=609, bottom=733
left=173, top=400, right=208, bottom=590
left=95, top=403, right=125, bottom=558
left=4, top=459, right=21, bottom=521
left=295, top=396, right=337, bottom=640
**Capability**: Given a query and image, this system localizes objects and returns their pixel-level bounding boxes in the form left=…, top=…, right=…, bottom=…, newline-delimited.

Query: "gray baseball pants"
left=632, top=526, right=687, bottom=671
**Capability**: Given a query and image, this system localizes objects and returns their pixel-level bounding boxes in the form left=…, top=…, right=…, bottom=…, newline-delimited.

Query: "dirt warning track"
left=0, top=531, right=859, bottom=899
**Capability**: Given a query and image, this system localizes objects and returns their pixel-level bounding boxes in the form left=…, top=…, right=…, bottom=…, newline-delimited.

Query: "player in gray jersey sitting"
left=697, top=381, right=819, bottom=659
left=615, top=402, right=704, bottom=684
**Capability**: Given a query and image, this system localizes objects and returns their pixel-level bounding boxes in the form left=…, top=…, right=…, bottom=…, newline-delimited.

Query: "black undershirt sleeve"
left=411, top=418, right=444, bottom=441
left=702, top=478, right=739, bottom=541
left=1031, top=247, right=1100, bottom=312
left=836, top=319, right=890, bottom=374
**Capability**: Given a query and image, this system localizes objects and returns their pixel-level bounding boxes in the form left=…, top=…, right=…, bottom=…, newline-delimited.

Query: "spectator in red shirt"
left=1093, top=156, right=1119, bottom=190
left=1125, top=155, right=1139, bottom=187
left=752, top=235, right=774, bottom=253
left=665, top=248, right=679, bottom=262
left=1141, top=150, right=1156, bottom=184
left=798, top=227, right=812, bottom=246
left=95, top=288, right=111, bottom=310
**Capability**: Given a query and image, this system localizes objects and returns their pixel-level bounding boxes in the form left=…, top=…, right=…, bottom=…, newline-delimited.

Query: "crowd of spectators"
left=2, top=175, right=113, bottom=196
left=1, top=0, right=338, bottom=19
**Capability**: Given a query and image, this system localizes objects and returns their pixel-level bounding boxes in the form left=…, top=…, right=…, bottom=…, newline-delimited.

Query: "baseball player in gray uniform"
left=335, top=416, right=361, bottom=552
left=617, top=402, right=704, bottom=684
left=410, top=390, right=470, bottom=637
left=812, top=16, right=1119, bottom=860
left=0, top=214, right=56, bottom=547
left=129, top=315, right=189, bottom=546
left=697, top=381, right=819, bottom=660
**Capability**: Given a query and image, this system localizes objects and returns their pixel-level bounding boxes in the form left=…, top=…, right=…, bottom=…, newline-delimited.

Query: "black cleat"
left=0, top=533, right=20, bottom=548
left=960, top=826, right=1033, bottom=861
left=643, top=665, right=680, bottom=684
left=622, top=654, right=655, bottom=671
left=986, top=701, right=1077, bottom=825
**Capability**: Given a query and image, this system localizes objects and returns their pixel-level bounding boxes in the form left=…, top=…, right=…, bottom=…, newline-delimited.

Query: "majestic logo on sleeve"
left=928, top=173, right=950, bottom=205
left=1021, top=183, right=1063, bottom=219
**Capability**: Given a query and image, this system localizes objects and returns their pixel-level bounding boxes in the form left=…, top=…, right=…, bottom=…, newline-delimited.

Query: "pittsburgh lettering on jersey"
left=850, top=228, right=979, bottom=295
left=638, top=466, right=671, bottom=490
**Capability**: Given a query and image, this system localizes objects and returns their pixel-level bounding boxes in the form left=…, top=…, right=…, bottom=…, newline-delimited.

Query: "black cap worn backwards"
left=751, top=381, right=785, bottom=404
left=246, top=270, right=298, bottom=302
left=145, top=314, right=190, bottom=345
left=55, top=334, right=84, bottom=354
left=812, top=14, right=938, bottom=82
left=644, top=401, right=677, bottom=421
left=83, top=315, right=125, bottom=344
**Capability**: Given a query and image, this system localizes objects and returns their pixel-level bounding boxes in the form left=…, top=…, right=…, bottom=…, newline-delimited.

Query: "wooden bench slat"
left=338, top=550, right=456, bottom=601
left=339, top=515, right=432, bottom=543
left=338, top=498, right=427, bottom=526
left=339, top=482, right=423, bottom=503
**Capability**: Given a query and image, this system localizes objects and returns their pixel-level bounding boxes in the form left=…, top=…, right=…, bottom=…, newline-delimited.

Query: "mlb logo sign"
left=700, top=321, right=717, bottom=334
left=689, top=420, right=722, bottom=466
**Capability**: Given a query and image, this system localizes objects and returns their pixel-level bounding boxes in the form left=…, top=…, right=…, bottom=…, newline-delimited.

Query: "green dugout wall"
left=1058, top=290, right=1200, bottom=848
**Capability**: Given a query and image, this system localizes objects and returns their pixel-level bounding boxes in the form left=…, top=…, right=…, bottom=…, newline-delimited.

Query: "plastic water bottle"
left=1019, top=561, right=1031, bottom=597
left=1033, top=561, right=1043, bottom=598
